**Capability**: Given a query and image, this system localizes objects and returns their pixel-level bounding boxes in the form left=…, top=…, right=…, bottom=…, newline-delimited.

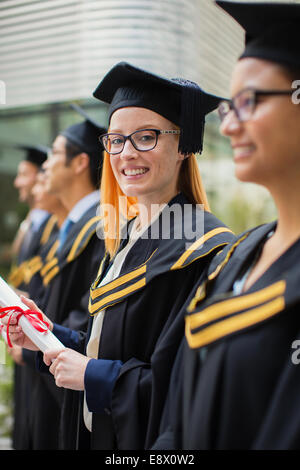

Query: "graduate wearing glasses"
left=5, top=62, right=235, bottom=450
left=154, top=0, right=300, bottom=451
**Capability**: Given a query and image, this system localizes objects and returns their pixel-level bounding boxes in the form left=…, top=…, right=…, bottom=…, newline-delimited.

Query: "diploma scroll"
left=0, top=276, right=65, bottom=352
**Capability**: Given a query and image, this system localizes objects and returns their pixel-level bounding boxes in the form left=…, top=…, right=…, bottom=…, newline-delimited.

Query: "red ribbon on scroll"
left=0, top=306, right=49, bottom=348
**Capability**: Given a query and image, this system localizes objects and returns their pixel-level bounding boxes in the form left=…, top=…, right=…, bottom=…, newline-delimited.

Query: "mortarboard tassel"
left=172, top=78, right=205, bottom=156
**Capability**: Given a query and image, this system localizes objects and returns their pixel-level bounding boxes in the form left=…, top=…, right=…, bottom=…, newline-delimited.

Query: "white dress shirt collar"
left=67, top=190, right=100, bottom=224
left=29, top=209, right=50, bottom=232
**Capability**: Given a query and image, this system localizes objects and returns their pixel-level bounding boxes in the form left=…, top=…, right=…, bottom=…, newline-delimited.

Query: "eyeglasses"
left=99, top=128, right=180, bottom=155
left=218, top=87, right=294, bottom=123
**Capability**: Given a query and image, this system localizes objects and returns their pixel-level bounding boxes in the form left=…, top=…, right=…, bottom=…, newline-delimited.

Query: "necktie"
left=58, top=218, right=74, bottom=251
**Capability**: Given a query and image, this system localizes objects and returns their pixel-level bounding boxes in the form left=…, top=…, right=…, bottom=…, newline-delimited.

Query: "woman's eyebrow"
left=108, top=124, right=161, bottom=133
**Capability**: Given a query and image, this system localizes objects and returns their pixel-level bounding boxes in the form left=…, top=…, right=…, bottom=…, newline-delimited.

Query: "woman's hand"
left=6, top=344, right=25, bottom=365
left=1, top=296, right=53, bottom=351
left=44, top=348, right=91, bottom=391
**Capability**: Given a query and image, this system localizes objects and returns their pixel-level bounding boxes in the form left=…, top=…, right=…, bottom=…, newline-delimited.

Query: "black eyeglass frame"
left=218, top=87, right=294, bottom=123
left=99, top=128, right=180, bottom=155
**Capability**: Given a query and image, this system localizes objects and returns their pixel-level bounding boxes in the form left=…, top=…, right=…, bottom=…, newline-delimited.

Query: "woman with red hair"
left=5, top=62, right=235, bottom=449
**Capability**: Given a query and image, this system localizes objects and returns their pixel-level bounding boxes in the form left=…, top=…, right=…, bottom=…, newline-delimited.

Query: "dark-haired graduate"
left=7, top=144, right=55, bottom=450
left=26, top=168, right=67, bottom=305
left=9, top=144, right=51, bottom=291
left=19, top=108, right=107, bottom=450
left=9, top=167, right=66, bottom=450
left=153, top=0, right=300, bottom=451
left=6, top=63, right=235, bottom=450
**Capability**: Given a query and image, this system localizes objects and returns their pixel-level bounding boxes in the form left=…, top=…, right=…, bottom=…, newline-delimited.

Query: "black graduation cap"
left=60, top=104, right=107, bottom=156
left=16, top=144, right=49, bottom=167
left=216, top=1, right=300, bottom=69
left=93, top=62, right=223, bottom=155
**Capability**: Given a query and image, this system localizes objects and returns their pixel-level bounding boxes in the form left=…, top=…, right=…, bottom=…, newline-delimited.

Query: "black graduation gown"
left=17, top=218, right=59, bottom=448
left=172, top=221, right=300, bottom=449
left=27, top=203, right=105, bottom=450
left=8, top=214, right=57, bottom=291
left=8, top=214, right=57, bottom=450
left=26, top=216, right=59, bottom=307
left=60, top=193, right=236, bottom=450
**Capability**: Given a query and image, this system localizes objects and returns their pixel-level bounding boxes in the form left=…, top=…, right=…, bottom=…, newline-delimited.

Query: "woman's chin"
left=234, top=162, right=257, bottom=184
left=235, top=173, right=264, bottom=187
left=120, top=183, right=147, bottom=199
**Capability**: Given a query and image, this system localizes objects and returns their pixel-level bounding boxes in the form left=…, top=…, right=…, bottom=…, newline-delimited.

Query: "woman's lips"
left=232, top=144, right=255, bottom=160
left=122, top=167, right=149, bottom=177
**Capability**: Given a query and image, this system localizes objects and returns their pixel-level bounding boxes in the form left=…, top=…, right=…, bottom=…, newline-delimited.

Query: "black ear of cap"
left=16, top=144, right=49, bottom=167
left=216, top=1, right=300, bottom=69
left=60, top=104, right=107, bottom=157
left=93, top=62, right=223, bottom=155
left=216, top=1, right=300, bottom=42
left=93, top=62, right=172, bottom=104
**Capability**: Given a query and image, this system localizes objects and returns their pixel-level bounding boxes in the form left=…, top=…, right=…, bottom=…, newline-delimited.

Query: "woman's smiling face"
left=108, top=107, right=184, bottom=205
left=220, top=57, right=300, bottom=189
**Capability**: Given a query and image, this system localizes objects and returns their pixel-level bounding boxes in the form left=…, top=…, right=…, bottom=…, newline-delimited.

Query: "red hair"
left=100, top=151, right=210, bottom=258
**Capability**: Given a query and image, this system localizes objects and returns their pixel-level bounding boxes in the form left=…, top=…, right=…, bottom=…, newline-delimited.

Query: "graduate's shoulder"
left=206, top=220, right=276, bottom=278
left=170, top=210, right=236, bottom=270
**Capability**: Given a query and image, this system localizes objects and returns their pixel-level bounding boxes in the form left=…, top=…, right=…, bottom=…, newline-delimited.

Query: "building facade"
left=0, top=0, right=288, bottom=249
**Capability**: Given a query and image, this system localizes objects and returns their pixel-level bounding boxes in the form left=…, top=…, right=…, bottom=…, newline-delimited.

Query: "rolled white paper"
left=0, top=276, right=65, bottom=352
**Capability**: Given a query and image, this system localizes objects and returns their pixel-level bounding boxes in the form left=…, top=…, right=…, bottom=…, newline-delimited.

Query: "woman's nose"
left=14, top=176, right=20, bottom=188
left=220, top=110, right=242, bottom=137
left=119, top=138, right=138, bottom=159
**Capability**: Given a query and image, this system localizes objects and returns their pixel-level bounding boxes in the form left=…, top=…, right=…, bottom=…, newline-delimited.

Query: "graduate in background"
left=9, top=145, right=50, bottom=289
left=7, top=167, right=66, bottom=451
left=26, top=168, right=67, bottom=305
left=7, top=144, right=50, bottom=451
left=20, top=107, right=107, bottom=450
left=154, top=0, right=300, bottom=450
left=7, top=62, right=235, bottom=450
